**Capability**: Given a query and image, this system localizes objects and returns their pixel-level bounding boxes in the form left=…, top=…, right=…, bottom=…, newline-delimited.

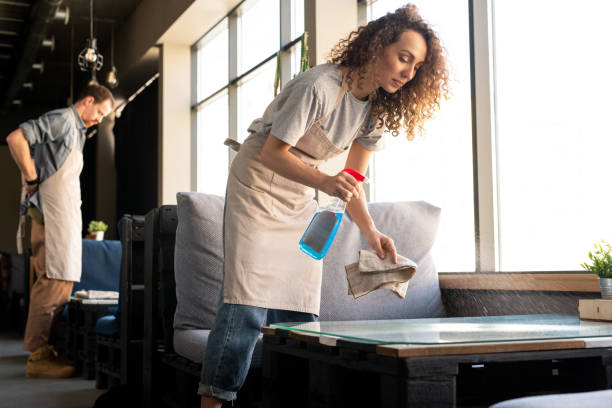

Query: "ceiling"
left=0, top=0, right=142, bottom=114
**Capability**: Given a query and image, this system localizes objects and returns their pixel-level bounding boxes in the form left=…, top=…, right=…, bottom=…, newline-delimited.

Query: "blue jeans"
left=198, top=300, right=317, bottom=401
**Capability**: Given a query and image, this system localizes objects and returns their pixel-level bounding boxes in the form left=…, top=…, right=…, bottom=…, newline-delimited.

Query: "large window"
left=237, top=0, right=279, bottom=74
left=193, top=0, right=304, bottom=195
left=365, top=0, right=475, bottom=273
left=493, top=0, right=612, bottom=271
left=194, top=0, right=612, bottom=274
left=197, top=91, right=229, bottom=195
left=196, top=20, right=228, bottom=102
left=195, top=20, right=229, bottom=196
left=237, top=59, right=276, bottom=142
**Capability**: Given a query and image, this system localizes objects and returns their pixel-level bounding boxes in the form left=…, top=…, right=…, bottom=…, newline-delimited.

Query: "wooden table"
left=63, top=297, right=118, bottom=379
left=261, top=315, right=612, bottom=408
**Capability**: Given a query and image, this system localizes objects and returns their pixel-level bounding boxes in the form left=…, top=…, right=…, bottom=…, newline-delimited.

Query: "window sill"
left=438, top=272, right=600, bottom=292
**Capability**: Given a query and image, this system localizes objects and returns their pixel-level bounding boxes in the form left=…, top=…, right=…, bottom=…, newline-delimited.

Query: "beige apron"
left=37, top=109, right=84, bottom=282
left=223, top=81, right=364, bottom=315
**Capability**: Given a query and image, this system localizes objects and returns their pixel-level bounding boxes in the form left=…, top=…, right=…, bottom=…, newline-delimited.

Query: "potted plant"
left=87, top=220, right=108, bottom=241
left=581, top=240, right=612, bottom=299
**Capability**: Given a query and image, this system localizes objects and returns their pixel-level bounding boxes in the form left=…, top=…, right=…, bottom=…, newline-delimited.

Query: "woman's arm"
left=261, top=134, right=360, bottom=201
left=344, top=141, right=398, bottom=263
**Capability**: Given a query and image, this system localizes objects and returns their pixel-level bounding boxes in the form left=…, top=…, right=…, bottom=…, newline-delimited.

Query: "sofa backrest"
left=174, top=193, right=225, bottom=331
left=320, top=201, right=445, bottom=320
left=173, top=192, right=444, bottom=331
left=74, top=239, right=122, bottom=293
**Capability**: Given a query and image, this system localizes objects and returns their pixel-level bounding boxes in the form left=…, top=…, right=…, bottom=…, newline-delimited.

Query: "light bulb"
left=106, top=66, right=118, bottom=88
left=85, top=47, right=97, bottom=63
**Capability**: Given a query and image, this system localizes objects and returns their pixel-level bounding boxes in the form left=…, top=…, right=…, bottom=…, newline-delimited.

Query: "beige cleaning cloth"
left=345, top=250, right=417, bottom=299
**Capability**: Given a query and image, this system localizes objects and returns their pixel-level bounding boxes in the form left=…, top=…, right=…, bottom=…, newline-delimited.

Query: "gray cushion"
left=320, top=201, right=445, bottom=321
left=173, top=329, right=263, bottom=367
left=173, top=192, right=444, bottom=333
left=174, top=192, right=225, bottom=331
left=490, top=389, right=612, bottom=408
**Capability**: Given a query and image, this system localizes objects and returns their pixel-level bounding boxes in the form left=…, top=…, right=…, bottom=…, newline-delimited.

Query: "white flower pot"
left=600, top=278, right=612, bottom=300
left=94, top=231, right=105, bottom=241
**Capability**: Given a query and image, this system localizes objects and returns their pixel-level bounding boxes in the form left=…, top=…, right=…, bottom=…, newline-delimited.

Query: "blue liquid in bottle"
left=299, top=210, right=344, bottom=260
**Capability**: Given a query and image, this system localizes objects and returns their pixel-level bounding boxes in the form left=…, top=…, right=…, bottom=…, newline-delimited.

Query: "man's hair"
left=78, top=83, right=114, bottom=107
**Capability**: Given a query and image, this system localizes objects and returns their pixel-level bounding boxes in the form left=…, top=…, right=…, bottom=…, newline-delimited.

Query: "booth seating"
left=92, top=217, right=129, bottom=340
left=142, top=192, right=444, bottom=407
left=95, top=214, right=146, bottom=390
left=57, top=239, right=121, bottom=380
left=75, top=239, right=122, bottom=294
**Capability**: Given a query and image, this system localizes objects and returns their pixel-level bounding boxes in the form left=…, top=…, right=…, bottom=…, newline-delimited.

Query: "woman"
left=201, top=4, right=449, bottom=407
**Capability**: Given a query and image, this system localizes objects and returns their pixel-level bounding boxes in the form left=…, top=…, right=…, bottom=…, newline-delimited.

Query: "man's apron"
left=223, top=81, right=364, bottom=315
left=37, top=110, right=83, bottom=281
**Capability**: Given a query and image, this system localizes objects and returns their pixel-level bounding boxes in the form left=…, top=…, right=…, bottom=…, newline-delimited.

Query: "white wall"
left=305, top=0, right=359, bottom=65
left=158, top=44, right=192, bottom=205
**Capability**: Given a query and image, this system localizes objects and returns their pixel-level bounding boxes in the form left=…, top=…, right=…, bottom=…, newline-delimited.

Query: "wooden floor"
left=0, top=331, right=104, bottom=408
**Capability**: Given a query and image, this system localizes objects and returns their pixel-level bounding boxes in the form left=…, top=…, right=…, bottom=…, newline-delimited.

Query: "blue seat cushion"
left=73, top=239, right=121, bottom=294
left=62, top=304, right=118, bottom=319
left=96, top=315, right=120, bottom=337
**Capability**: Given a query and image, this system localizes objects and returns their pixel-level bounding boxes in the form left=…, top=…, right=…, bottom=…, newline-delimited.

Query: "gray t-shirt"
left=248, top=63, right=384, bottom=152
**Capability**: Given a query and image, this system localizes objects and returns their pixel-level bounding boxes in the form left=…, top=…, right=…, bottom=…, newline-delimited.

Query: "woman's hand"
left=319, top=171, right=360, bottom=203
left=364, top=228, right=398, bottom=264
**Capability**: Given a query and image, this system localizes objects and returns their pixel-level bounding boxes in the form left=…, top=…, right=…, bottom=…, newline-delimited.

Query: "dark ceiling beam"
left=1, top=0, right=63, bottom=111
left=73, top=15, right=123, bottom=25
left=0, top=0, right=30, bottom=7
left=0, top=16, right=25, bottom=23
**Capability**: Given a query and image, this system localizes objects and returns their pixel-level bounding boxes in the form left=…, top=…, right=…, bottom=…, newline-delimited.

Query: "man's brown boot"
left=26, top=345, right=76, bottom=378
left=47, top=345, right=75, bottom=365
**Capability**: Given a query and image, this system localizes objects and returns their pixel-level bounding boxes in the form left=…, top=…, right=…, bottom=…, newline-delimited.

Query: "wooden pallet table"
left=262, top=315, right=612, bottom=408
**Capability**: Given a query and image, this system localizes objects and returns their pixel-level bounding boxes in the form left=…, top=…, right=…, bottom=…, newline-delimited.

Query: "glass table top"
left=270, top=314, right=612, bottom=345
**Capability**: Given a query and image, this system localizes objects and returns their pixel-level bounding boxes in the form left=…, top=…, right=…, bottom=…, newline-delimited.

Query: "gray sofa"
left=490, top=389, right=612, bottom=408
left=144, top=193, right=612, bottom=407
left=172, top=191, right=445, bottom=369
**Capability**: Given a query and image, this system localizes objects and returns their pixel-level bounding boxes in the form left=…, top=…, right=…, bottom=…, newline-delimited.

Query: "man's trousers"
left=23, top=209, right=73, bottom=352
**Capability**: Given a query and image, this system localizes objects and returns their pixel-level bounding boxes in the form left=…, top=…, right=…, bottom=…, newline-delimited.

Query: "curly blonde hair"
left=327, top=4, right=449, bottom=139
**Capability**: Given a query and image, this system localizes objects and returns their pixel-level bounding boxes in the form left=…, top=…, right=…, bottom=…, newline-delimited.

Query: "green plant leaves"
left=88, top=220, right=108, bottom=233
left=273, top=51, right=281, bottom=97
left=274, top=32, right=310, bottom=97
left=582, top=240, right=612, bottom=278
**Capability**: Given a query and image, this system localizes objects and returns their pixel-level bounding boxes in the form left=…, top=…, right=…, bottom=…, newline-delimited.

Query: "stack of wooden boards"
left=579, top=299, right=612, bottom=322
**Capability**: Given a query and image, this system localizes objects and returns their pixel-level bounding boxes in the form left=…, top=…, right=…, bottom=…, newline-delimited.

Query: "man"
left=6, top=84, right=114, bottom=378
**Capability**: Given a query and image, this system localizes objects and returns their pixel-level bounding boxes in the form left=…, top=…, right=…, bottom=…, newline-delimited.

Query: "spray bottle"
left=299, top=168, right=368, bottom=260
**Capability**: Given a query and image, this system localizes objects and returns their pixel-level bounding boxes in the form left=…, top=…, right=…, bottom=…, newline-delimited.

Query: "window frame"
left=192, top=0, right=304, bottom=179
left=360, top=0, right=596, bottom=279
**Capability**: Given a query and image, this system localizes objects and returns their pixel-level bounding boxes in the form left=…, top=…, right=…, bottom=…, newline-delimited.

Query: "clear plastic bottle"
left=299, top=169, right=367, bottom=260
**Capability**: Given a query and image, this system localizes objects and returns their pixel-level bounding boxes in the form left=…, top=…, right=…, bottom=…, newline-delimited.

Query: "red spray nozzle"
left=342, top=168, right=369, bottom=184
